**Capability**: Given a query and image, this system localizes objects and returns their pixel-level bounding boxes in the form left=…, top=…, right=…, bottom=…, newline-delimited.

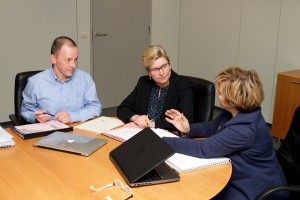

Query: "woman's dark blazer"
left=117, top=70, right=193, bottom=131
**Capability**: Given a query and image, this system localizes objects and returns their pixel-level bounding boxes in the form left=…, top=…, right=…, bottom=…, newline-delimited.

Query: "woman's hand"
left=130, top=115, right=151, bottom=128
left=165, top=109, right=190, bottom=133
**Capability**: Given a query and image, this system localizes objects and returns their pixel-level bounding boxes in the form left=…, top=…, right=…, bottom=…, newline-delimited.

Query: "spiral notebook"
left=166, top=153, right=230, bottom=172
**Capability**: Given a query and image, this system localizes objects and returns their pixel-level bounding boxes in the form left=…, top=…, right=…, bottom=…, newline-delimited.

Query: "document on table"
left=75, top=116, right=124, bottom=134
left=102, top=127, right=179, bottom=143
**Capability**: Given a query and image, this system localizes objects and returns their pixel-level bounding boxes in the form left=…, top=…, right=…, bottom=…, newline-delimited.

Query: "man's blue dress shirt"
left=21, top=67, right=101, bottom=123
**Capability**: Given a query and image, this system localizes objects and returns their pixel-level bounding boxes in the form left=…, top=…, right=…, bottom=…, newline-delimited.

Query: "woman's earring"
left=149, top=76, right=151, bottom=79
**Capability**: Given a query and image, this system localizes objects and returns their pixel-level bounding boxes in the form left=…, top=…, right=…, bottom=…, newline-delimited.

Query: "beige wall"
left=77, top=0, right=92, bottom=75
left=151, top=0, right=180, bottom=72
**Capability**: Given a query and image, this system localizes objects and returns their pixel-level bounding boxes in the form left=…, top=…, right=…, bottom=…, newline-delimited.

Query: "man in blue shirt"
left=21, top=36, right=101, bottom=124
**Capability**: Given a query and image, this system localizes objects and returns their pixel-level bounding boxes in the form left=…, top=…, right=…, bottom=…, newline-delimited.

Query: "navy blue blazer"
left=117, top=70, right=193, bottom=131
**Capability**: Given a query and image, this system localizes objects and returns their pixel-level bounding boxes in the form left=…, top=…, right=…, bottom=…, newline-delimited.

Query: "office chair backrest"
left=182, top=76, right=215, bottom=123
left=255, top=106, right=300, bottom=200
left=14, top=70, right=42, bottom=125
left=276, top=106, right=300, bottom=199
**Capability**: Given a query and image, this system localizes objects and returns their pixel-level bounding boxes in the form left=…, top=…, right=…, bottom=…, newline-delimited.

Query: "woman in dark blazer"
left=163, top=66, right=288, bottom=200
left=117, top=45, right=193, bottom=131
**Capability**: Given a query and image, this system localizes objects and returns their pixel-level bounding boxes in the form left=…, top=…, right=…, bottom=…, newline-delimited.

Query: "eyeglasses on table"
left=90, top=179, right=134, bottom=200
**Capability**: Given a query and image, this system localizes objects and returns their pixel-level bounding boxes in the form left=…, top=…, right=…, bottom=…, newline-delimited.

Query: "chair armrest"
left=255, top=184, right=300, bottom=200
left=9, top=114, right=21, bottom=126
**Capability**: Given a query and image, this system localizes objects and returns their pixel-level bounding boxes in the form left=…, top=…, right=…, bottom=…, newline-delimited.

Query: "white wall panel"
left=178, top=0, right=242, bottom=108
left=238, top=0, right=281, bottom=122
left=151, top=0, right=180, bottom=71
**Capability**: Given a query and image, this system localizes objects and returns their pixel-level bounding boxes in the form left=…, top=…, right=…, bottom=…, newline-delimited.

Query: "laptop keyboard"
left=137, top=169, right=163, bottom=182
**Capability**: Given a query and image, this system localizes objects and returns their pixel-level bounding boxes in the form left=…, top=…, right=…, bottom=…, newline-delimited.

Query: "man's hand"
left=35, top=109, right=51, bottom=123
left=54, top=111, right=71, bottom=124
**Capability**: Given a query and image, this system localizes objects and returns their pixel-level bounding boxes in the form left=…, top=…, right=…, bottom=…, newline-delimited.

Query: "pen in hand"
left=144, top=115, right=149, bottom=127
left=43, top=112, right=55, bottom=117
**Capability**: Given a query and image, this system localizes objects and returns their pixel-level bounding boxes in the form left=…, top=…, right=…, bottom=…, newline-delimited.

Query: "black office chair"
left=255, top=106, right=300, bottom=200
left=182, top=75, right=215, bottom=123
left=9, top=70, right=42, bottom=126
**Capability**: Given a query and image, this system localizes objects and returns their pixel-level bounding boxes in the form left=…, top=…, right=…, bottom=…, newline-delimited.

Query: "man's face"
left=50, top=44, right=78, bottom=81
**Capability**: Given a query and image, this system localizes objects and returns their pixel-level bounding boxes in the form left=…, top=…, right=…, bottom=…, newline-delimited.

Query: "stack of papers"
left=0, top=126, right=15, bottom=148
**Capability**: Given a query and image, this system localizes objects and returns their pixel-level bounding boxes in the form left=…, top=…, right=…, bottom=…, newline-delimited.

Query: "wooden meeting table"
left=0, top=122, right=232, bottom=200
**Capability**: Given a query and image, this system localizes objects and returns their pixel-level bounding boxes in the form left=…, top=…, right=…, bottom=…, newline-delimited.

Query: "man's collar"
left=50, top=66, right=72, bottom=83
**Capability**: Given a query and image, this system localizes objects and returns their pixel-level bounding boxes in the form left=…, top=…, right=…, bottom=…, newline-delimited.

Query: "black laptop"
left=109, top=127, right=180, bottom=187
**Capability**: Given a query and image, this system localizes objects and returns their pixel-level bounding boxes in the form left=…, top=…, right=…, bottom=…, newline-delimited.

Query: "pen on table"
left=144, top=115, right=149, bottom=127
left=43, top=112, right=55, bottom=117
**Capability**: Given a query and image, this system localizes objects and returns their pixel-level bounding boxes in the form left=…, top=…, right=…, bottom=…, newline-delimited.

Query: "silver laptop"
left=33, top=131, right=107, bottom=156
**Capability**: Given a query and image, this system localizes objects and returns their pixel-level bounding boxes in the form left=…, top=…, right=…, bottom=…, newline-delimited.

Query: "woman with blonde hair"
left=117, top=45, right=193, bottom=131
left=163, top=66, right=288, bottom=200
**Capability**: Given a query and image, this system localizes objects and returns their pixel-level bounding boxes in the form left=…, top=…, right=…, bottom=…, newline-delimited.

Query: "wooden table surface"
left=0, top=123, right=232, bottom=200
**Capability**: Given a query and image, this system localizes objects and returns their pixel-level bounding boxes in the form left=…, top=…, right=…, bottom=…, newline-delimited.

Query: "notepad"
left=166, top=153, right=230, bottom=173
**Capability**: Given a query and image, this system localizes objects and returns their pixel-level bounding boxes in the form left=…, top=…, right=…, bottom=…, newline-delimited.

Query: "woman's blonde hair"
left=142, top=45, right=170, bottom=70
left=215, top=66, right=264, bottom=112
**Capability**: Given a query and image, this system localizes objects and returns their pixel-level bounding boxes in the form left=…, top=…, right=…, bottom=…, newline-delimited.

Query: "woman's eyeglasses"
left=148, top=63, right=170, bottom=74
left=90, top=179, right=134, bottom=200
